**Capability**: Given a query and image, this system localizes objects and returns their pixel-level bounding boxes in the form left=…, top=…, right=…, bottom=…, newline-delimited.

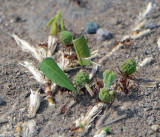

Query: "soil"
left=0, top=0, right=160, bottom=137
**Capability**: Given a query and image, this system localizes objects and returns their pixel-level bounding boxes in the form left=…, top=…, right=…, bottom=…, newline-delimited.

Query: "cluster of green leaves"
left=40, top=14, right=92, bottom=94
left=46, top=10, right=64, bottom=35
left=99, top=69, right=116, bottom=103
left=40, top=11, right=92, bottom=94
left=120, top=59, right=136, bottom=75
left=41, top=11, right=137, bottom=98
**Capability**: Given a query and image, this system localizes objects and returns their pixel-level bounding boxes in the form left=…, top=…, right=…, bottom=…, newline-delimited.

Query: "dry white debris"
left=138, top=56, right=153, bottom=69
left=133, top=20, right=146, bottom=31
left=138, top=2, right=153, bottom=21
left=20, top=61, right=46, bottom=84
left=47, top=35, right=57, bottom=57
left=11, top=34, right=45, bottom=61
left=151, top=124, right=160, bottom=132
left=75, top=102, right=105, bottom=133
left=157, top=37, right=160, bottom=50
left=131, top=29, right=151, bottom=40
left=22, top=120, right=37, bottom=137
left=89, top=64, right=99, bottom=80
left=94, top=130, right=106, bottom=137
left=28, top=89, right=41, bottom=118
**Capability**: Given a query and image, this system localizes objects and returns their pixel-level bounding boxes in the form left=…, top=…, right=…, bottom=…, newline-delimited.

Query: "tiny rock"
left=0, top=97, right=4, bottom=105
left=151, top=125, right=160, bottom=132
left=96, top=28, right=113, bottom=41
left=85, top=21, right=99, bottom=34
left=145, top=21, right=157, bottom=29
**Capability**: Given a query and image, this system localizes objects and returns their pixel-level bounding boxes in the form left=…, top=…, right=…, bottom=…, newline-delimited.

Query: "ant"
left=69, top=0, right=91, bottom=8
left=64, top=53, right=77, bottom=61
left=114, top=38, right=132, bottom=49
left=38, top=42, right=48, bottom=48
left=69, top=0, right=82, bottom=6
left=60, top=104, right=67, bottom=115
left=114, top=66, right=138, bottom=95
left=69, top=125, right=81, bottom=132
left=60, top=87, right=72, bottom=94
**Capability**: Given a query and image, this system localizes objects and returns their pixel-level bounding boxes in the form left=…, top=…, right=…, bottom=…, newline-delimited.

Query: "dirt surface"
left=0, top=0, right=160, bottom=137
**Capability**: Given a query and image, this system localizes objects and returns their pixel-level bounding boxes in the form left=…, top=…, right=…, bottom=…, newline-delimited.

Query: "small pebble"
left=0, top=97, right=4, bottom=105
left=15, top=16, right=22, bottom=22
left=85, top=21, right=99, bottom=34
left=0, top=19, right=3, bottom=24
left=96, top=28, right=113, bottom=41
left=151, top=125, right=160, bottom=132
left=145, top=21, right=157, bottom=29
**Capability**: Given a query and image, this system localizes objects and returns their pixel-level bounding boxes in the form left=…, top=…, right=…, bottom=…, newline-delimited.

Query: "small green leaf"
left=103, top=126, right=109, bottom=132
left=103, top=69, right=115, bottom=89
left=39, top=58, right=80, bottom=94
left=46, top=16, right=56, bottom=27
left=107, top=72, right=115, bottom=88
left=50, top=22, right=58, bottom=35
left=59, top=16, right=64, bottom=31
left=72, top=35, right=91, bottom=65
left=103, top=69, right=111, bottom=88
left=79, top=123, right=84, bottom=129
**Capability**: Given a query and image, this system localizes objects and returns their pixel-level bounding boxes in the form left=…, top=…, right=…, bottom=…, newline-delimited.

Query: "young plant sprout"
left=98, top=69, right=115, bottom=103
left=59, top=31, right=73, bottom=45
left=74, top=102, right=105, bottom=133
left=115, top=59, right=137, bottom=94
left=99, top=88, right=114, bottom=103
left=28, top=89, right=41, bottom=118
left=94, top=126, right=110, bottom=137
left=120, top=59, right=136, bottom=75
left=74, top=71, right=94, bottom=97
left=46, top=10, right=64, bottom=36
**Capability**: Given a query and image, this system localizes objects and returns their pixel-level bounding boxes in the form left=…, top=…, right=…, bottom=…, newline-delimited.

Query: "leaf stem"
left=84, top=83, right=94, bottom=97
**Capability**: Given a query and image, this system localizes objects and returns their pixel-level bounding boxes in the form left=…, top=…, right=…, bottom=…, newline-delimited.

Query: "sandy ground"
left=0, top=0, right=160, bottom=136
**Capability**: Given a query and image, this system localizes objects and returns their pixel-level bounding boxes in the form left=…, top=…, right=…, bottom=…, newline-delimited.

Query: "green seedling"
left=95, top=125, right=110, bottom=136
left=79, top=123, right=84, bottom=129
left=74, top=72, right=94, bottom=96
left=103, top=69, right=116, bottom=89
left=46, top=10, right=64, bottom=35
left=99, top=88, right=114, bottom=103
left=99, top=69, right=115, bottom=103
left=115, top=59, right=137, bottom=94
left=59, top=31, right=73, bottom=45
left=103, top=125, right=110, bottom=133
left=39, top=58, right=80, bottom=94
left=120, top=59, right=136, bottom=75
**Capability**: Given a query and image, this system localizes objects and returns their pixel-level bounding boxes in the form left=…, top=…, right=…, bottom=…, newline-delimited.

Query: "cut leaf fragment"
left=73, top=35, right=91, bottom=65
left=39, top=58, right=80, bottom=94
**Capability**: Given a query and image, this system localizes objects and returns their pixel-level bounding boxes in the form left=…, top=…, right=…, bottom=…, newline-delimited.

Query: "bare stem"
left=44, top=77, right=55, bottom=106
left=84, top=83, right=94, bottom=97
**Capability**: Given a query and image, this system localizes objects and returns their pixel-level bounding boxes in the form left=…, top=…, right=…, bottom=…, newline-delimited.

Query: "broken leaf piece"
left=73, top=35, right=91, bottom=65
